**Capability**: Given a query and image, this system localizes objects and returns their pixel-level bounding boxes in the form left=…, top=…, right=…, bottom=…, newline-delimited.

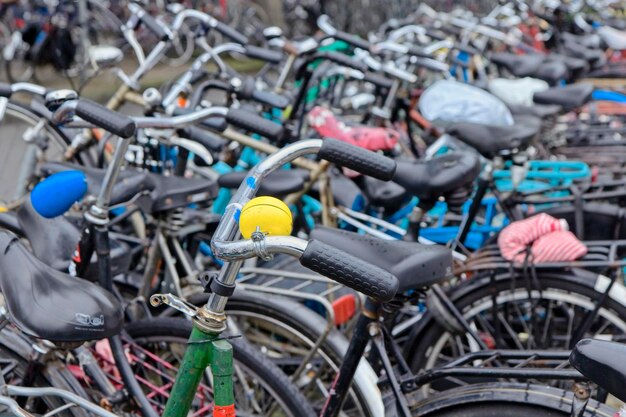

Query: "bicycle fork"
left=151, top=294, right=235, bottom=417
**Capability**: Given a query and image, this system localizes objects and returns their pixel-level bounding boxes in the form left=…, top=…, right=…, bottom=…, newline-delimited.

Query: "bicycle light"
left=238, top=196, right=292, bottom=239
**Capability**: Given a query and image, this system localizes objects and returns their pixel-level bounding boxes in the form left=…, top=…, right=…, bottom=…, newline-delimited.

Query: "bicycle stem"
left=207, top=140, right=323, bottom=315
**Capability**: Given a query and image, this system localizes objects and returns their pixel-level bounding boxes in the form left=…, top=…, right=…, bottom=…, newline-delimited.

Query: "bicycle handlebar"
left=210, top=139, right=399, bottom=303
left=301, top=239, right=398, bottom=302
left=225, top=108, right=284, bottom=141
left=0, top=82, right=47, bottom=98
left=52, top=99, right=136, bottom=138
left=128, top=3, right=173, bottom=41
left=317, top=14, right=373, bottom=51
left=214, top=236, right=398, bottom=302
left=212, top=20, right=248, bottom=45
left=318, top=138, right=397, bottom=181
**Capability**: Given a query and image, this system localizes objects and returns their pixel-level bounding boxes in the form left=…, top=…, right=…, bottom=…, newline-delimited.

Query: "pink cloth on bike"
left=530, top=230, right=588, bottom=263
left=498, top=213, right=587, bottom=263
left=307, top=106, right=399, bottom=151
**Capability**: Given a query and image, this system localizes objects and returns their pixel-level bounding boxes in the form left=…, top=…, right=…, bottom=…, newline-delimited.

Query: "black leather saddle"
left=546, top=53, right=589, bottom=80
left=508, top=103, right=562, bottom=119
left=218, top=169, right=310, bottom=197
left=570, top=339, right=626, bottom=403
left=359, top=177, right=411, bottom=212
left=16, top=198, right=131, bottom=281
left=447, top=120, right=540, bottom=158
left=490, top=53, right=544, bottom=77
left=533, top=83, right=594, bottom=112
left=392, top=152, right=481, bottom=208
left=562, top=40, right=606, bottom=69
left=310, top=227, right=453, bottom=292
left=532, top=60, right=569, bottom=86
left=0, top=231, right=123, bottom=342
left=41, top=162, right=217, bottom=214
left=490, top=53, right=568, bottom=85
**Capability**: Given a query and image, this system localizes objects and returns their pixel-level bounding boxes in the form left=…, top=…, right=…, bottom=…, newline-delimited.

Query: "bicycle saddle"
left=545, top=53, right=589, bottom=80
left=490, top=53, right=568, bottom=85
left=533, top=60, right=569, bottom=85
left=359, top=176, right=411, bottom=211
left=218, top=169, right=310, bottom=197
left=508, top=103, right=562, bottom=119
left=490, top=53, right=545, bottom=78
left=0, top=231, right=123, bottom=342
left=40, top=162, right=217, bottom=214
left=563, top=40, right=606, bottom=68
left=392, top=152, right=481, bottom=208
left=310, top=227, right=453, bottom=292
left=41, top=162, right=154, bottom=206
left=570, top=339, right=626, bottom=403
left=148, top=174, right=217, bottom=213
left=16, top=198, right=131, bottom=281
left=533, top=83, right=594, bottom=112
left=447, top=120, right=540, bottom=158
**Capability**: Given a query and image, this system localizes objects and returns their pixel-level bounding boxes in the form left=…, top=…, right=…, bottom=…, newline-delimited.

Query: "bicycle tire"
left=416, top=382, right=615, bottom=417
left=186, top=288, right=382, bottom=417
left=123, top=317, right=317, bottom=417
left=0, top=101, right=86, bottom=204
left=405, top=269, right=626, bottom=374
left=4, top=49, right=36, bottom=83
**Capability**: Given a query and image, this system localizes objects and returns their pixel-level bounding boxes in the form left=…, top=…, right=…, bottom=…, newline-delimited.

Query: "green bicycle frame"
left=162, top=326, right=234, bottom=417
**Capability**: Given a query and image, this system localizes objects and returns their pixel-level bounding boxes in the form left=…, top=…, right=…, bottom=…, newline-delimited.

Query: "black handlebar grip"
left=251, top=90, right=290, bottom=109
left=140, top=11, right=169, bottom=41
left=178, top=126, right=227, bottom=152
left=75, top=99, right=136, bottom=138
left=333, top=30, right=372, bottom=51
left=316, top=51, right=369, bottom=73
left=318, top=138, right=396, bottom=181
left=363, top=72, right=394, bottom=89
left=0, top=83, right=12, bottom=98
left=300, top=239, right=399, bottom=302
left=244, top=45, right=283, bottom=64
left=213, top=21, right=248, bottom=45
left=226, top=108, right=283, bottom=141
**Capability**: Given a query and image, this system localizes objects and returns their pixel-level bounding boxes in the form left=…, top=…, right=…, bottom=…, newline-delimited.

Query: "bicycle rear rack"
left=409, top=350, right=580, bottom=387
left=459, top=240, right=626, bottom=274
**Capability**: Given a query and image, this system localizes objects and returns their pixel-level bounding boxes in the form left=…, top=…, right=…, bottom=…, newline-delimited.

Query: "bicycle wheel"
left=0, top=102, right=78, bottom=205
left=120, top=317, right=316, bottom=417
left=405, top=269, right=626, bottom=385
left=211, top=289, right=382, bottom=417
left=86, top=0, right=124, bottom=45
left=416, top=382, right=615, bottom=417
left=0, top=326, right=90, bottom=417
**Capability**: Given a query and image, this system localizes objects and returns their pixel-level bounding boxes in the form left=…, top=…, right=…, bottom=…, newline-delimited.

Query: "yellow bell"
left=238, top=196, right=293, bottom=239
